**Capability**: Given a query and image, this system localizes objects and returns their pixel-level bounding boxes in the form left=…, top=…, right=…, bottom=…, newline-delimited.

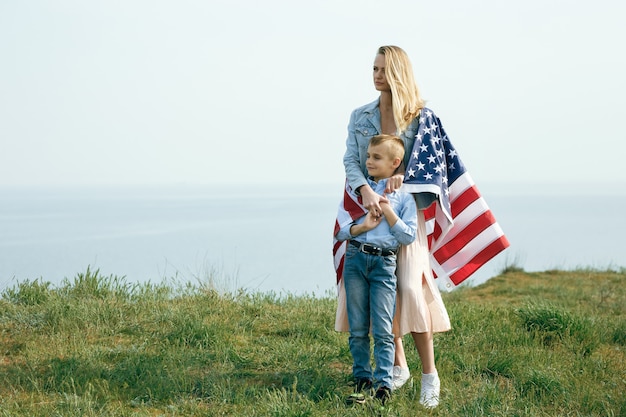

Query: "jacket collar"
left=363, top=98, right=382, bottom=134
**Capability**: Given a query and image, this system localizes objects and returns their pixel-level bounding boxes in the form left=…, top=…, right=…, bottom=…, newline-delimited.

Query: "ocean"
left=1, top=183, right=624, bottom=296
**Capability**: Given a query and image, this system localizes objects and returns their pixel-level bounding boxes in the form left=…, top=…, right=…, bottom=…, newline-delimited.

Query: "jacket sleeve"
left=343, top=109, right=368, bottom=192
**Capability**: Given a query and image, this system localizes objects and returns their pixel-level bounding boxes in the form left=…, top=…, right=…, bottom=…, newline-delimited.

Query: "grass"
left=0, top=266, right=624, bottom=416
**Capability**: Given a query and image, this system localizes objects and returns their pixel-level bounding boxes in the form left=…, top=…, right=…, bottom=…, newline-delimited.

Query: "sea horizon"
left=1, top=182, right=624, bottom=296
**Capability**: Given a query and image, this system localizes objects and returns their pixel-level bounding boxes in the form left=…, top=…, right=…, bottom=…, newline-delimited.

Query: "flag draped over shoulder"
left=333, top=108, right=510, bottom=291
left=401, top=108, right=510, bottom=290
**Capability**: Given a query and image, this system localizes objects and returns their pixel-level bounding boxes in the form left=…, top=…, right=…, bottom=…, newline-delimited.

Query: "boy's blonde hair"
left=377, top=45, right=425, bottom=134
left=369, top=134, right=405, bottom=161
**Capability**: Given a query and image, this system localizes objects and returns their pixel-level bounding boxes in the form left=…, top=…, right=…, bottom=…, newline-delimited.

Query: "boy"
left=335, top=134, right=417, bottom=405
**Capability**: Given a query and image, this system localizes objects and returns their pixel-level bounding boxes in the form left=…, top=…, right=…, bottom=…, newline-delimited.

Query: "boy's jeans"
left=343, top=245, right=397, bottom=390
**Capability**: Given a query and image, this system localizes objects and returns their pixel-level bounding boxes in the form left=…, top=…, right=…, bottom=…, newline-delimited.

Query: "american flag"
left=332, top=181, right=365, bottom=288
left=333, top=108, right=509, bottom=291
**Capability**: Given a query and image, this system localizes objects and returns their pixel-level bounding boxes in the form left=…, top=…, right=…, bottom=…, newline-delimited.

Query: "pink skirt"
left=335, top=209, right=451, bottom=335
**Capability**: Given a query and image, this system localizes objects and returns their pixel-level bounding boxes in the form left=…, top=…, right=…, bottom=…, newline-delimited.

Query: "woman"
left=338, top=45, right=451, bottom=408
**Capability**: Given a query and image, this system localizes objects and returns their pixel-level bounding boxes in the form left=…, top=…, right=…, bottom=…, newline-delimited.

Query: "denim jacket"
left=342, top=98, right=436, bottom=209
left=342, top=98, right=420, bottom=193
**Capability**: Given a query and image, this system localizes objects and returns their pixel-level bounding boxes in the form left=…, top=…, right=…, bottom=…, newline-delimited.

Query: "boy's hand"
left=380, top=196, right=399, bottom=227
left=361, top=211, right=381, bottom=231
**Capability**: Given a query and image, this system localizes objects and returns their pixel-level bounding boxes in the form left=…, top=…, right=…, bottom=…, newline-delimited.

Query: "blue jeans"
left=343, top=244, right=397, bottom=390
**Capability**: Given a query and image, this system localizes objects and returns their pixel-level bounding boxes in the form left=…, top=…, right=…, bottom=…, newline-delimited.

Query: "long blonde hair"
left=377, top=45, right=425, bottom=134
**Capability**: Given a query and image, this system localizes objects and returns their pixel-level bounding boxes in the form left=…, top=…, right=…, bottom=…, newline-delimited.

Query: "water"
left=1, top=183, right=624, bottom=296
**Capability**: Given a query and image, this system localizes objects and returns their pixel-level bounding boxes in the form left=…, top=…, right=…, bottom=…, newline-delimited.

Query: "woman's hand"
left=385, top=174, right=404, bottom=194
left=360, top=185, right=388, bottom=217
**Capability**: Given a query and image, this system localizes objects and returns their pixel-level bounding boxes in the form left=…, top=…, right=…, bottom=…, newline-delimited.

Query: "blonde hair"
left=377, top=45, right=425, bottom=134
left=369, top=134, right=405, bottom=161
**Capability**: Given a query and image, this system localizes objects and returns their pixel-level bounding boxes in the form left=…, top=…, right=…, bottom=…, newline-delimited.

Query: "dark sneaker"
left=346, top=377, right=372, bottom=405
left=374, top=386, right=391, bottom=405
left=355, top=377, right=372, bottom=393
left=346, top=392, right=366, bottom=405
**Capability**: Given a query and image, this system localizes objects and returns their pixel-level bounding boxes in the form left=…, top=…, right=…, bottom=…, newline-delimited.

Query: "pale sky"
left=1, top=0, right=625, bottom=189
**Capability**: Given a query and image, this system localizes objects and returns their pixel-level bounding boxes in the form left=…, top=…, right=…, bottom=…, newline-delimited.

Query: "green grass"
left=0, top=267, right=624, bottom=416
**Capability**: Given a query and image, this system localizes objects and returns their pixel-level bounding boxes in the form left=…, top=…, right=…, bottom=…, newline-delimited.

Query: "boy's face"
left=366, top=144, right=399, bottom=181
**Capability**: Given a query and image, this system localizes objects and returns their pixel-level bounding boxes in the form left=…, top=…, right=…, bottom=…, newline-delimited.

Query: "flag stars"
left=406, top=110, right=467, bottom=213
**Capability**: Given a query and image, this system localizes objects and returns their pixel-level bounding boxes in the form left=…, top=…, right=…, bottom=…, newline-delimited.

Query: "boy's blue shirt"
left=336, top=177, right=417, bottom=249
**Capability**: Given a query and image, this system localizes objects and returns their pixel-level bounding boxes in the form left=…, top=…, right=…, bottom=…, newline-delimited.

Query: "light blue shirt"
left=336, top=177, right=417, bottom=249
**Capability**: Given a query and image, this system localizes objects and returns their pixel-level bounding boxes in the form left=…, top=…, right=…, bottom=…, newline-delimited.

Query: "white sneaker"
left=391, top=366, right=412, bottom=391
left=420, top=372, right=440, bottom=408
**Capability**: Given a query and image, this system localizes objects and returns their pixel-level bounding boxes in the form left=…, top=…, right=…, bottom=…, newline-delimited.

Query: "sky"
left=1, top=0, right=625, bottom=190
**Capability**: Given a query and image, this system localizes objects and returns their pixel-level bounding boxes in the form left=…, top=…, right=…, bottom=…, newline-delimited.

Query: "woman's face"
left=373, top=54, right=390, bottom=92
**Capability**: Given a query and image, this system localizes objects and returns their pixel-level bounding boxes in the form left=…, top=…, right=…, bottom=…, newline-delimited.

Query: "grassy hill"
left=0, top=267, right=624, bottom=416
